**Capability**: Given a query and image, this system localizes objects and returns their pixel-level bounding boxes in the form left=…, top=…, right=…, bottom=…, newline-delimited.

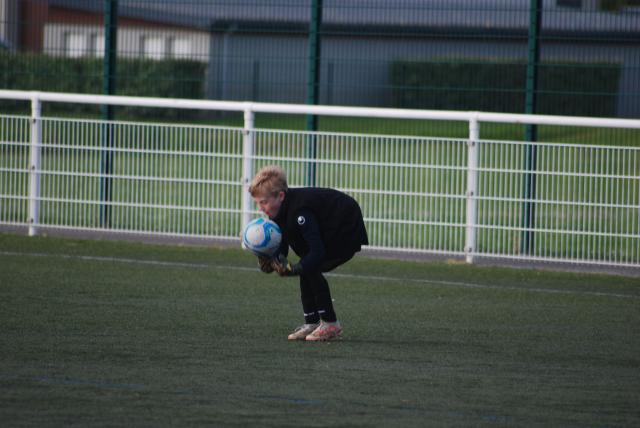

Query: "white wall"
left=43, top=23, right=210, bottom=61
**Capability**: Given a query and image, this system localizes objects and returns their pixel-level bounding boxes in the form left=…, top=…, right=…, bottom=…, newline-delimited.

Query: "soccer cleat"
left=287, top=323, right=320, bottom=341
left=305, top=321, right=343, bottom=341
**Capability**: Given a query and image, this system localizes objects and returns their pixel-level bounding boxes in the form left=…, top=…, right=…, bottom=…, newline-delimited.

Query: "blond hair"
left=248, top=165, right=288, bottom=197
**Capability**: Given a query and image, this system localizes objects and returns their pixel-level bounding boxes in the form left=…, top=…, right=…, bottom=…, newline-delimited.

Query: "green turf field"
left=1, top=232, right=639, bottom=427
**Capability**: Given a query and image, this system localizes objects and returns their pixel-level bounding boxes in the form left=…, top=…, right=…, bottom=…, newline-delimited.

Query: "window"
left=90, top=34, right=104, bottom=58
left=65, top=33, right=86, bottom=57
left=141, top=36, right=165, bottom=59
left=169, top=38, right=191, bottom=59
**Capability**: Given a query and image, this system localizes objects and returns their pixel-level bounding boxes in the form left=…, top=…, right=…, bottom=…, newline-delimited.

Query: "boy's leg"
left=299, top=279, right=321, bottom=324
left=287, top=280, right=321, bottom=340
left=301, top=251, right=356, bottom=323
left=300, top=271, right=337, bottom=322
left=303, top=272, right=343, bottom=341
left=292, top=252, right=356, bottom=340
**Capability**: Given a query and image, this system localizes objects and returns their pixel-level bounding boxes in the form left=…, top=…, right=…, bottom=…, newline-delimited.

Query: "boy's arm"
left=273, top=209, right=325, bottom=276
left=276, top=233, right=289, bottom=258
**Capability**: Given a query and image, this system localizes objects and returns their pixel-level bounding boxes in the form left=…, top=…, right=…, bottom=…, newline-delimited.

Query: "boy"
left=248, top=165, right=368, bottom=341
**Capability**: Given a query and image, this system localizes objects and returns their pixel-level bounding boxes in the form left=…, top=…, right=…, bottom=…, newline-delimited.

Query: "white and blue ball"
left=242, top=218, right=282, bottom=257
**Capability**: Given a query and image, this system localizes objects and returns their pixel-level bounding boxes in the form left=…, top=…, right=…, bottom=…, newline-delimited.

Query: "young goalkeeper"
left=248, top=165, right=368, bottom=341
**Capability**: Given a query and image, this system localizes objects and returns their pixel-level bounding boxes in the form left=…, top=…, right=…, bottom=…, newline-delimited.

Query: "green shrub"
left=389, top=59, right=621, bottom=117
left=0, top=52, right=206, bottom=118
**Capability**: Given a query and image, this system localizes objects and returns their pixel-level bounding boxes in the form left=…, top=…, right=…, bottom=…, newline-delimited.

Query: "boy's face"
left=254, top=191, right=285, bottom=219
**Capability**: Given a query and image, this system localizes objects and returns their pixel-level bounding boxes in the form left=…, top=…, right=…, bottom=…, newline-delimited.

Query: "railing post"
left=28, top=95, right=42, bottom=237
left=465, top=116, right=479, bottom=263
left=241, top=107, right=255, bottom=231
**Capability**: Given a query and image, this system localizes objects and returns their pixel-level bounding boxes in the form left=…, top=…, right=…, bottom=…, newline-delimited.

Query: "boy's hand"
left=272, top=254, right=302, bottom=277
left=258, top=256, right=274, bottom=273
left=272, top=254, right=292, bottom=276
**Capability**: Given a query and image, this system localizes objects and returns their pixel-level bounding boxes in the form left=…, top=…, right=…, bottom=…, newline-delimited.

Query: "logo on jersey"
left=297, top=215, right=306, bottom=225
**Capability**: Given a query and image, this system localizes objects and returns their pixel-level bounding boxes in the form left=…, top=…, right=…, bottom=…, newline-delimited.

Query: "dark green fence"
left=1, top=0, right=639, bottom=125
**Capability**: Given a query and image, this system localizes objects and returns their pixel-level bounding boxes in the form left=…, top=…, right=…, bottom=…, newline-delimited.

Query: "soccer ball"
left=241, top=218, right=282, bottom=257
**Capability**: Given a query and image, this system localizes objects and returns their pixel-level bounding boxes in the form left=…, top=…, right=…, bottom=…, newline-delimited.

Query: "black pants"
left=299, top=253, right=355, bottom=324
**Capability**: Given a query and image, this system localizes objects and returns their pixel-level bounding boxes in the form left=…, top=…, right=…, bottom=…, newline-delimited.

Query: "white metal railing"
left=1, top=90, right=639, bottom=268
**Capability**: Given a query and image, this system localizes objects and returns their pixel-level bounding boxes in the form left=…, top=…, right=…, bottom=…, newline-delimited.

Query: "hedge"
left=389, top=59, right=621, bottom=117
left=0, top=52, right=206, bottom=118
left=1, top=53, right=623, bottom=118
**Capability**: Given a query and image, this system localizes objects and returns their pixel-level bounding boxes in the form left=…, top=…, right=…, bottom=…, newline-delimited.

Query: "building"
left=1, top=0, right=639, bottom=116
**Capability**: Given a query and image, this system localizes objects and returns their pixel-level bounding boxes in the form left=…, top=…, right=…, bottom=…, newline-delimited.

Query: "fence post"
left=465, top=116, right=479, bottom=263
left=522, top=0, right=542, bottom=255
left=100, top=0, right=118, bottom=228
left=28, top=95, right=42, bottom=237
left=305, top=0, right=322, bottom=186
left=241, top=108, right=255, bottom=231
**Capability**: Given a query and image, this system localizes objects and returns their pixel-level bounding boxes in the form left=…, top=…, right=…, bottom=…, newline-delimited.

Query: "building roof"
left=49, top=0, right=640, bottom=36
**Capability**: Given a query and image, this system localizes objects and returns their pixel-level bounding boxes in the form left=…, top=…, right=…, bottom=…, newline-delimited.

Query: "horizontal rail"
left=2, top=90, right=640, bottom=129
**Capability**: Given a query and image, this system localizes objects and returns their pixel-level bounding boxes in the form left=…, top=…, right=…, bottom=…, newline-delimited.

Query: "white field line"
left=1, top=250, right=638, bottom=300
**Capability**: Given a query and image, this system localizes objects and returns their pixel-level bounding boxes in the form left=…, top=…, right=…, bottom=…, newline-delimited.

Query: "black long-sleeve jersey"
left=271, top=187, right=368, bottom=273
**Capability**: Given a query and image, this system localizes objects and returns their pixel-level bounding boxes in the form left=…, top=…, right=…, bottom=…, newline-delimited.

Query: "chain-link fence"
left=1, top=1, right=639, bottom=133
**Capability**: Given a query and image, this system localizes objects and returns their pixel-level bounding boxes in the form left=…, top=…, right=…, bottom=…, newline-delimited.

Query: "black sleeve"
left=277, top=233, right=289, bottom=258
left=294, top=209, right=325, bottom=273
